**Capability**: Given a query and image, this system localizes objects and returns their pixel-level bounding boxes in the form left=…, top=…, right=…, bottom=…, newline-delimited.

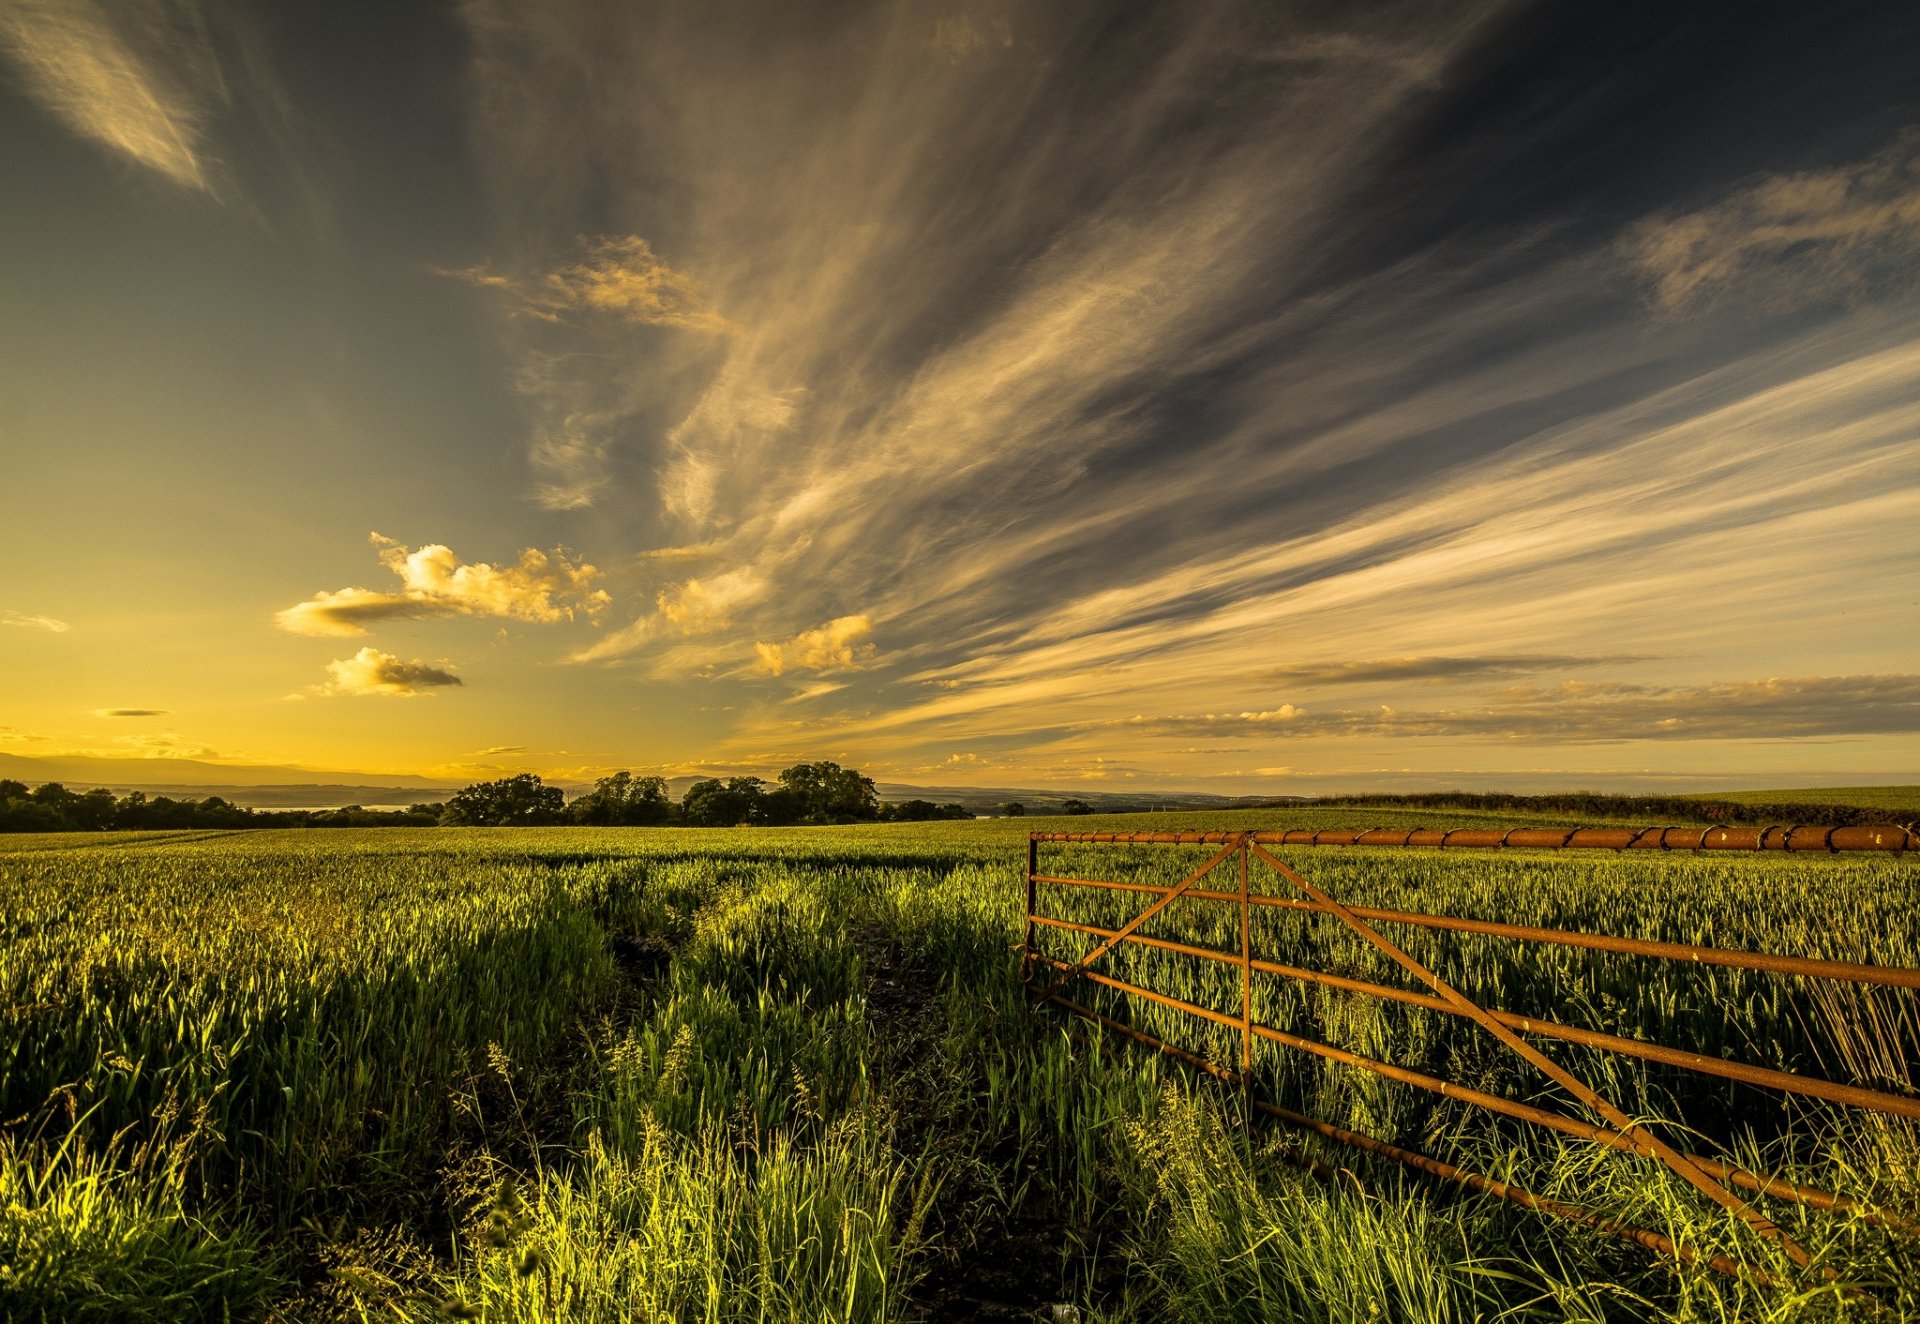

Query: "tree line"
left=16, top=773, right=1894, bottom=835
left=0, top=762, right=976, bottom=833
left=1309, top=789, right=1919, bottom=830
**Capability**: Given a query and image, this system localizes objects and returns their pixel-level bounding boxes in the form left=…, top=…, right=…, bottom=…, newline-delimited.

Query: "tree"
left=69, top=788, right=118, bottom=830
left=569, top=772, right=671, bottom=825
left=680, top=776, right=765, bottom=827
left=777, top=761, right=879, bottom=823
left=442, top=773, right=565, bottom=826
left=754, top=786, right=806, bottom=826
left=881, top=799, right=972, bottom=821
left=999, top=802, right=1025, bottom=817
left=1059, top=799, right=1094, bottom=815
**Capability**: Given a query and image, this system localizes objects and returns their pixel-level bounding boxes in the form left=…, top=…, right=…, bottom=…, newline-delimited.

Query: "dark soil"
left=850, top=923, right=1127, bottom=1322
left=909, top=1208, right=1092, bottom=1322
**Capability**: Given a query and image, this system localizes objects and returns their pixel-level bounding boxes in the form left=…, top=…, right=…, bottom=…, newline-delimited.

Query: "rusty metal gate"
left=1023, top=826, right=1920, bottom=1283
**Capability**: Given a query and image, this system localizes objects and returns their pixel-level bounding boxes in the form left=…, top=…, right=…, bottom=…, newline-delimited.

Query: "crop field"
left=1, top=809, right=1916, bottom=1322
left=1705, top=787, right=1920, bottom=813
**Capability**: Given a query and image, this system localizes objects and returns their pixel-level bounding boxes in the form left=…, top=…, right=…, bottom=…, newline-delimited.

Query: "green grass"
left=1705, top=787, right=1920, bottom=812
left=1, top=811, right=1915, bottom=1320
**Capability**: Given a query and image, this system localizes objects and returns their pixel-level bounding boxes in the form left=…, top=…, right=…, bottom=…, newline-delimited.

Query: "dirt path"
left=850, top=922, right=1114, bottom=1322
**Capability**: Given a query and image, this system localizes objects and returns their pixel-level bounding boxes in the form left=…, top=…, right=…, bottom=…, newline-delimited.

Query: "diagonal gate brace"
left=1033, top=834, right=1246, bottom=1005
left=1244, top=840, right=1814, bottom=1271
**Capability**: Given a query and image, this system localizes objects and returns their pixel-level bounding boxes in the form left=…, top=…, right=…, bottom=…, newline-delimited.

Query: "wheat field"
left=2, top=812, right=1915, bottom=1321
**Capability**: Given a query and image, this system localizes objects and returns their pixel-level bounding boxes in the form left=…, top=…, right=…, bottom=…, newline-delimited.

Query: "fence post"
left=1024, top=835, right=1039, bottom=985
left=1239, top=834, right=1254, bottom=1120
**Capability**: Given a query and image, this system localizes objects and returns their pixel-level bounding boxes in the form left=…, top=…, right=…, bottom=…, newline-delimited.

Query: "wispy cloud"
left=313, top=648, right=463, bottom=698
left=1112, top=674, right=1920, bottom=744
left=1259, top=655, right=1650, bottom=687
left=730, top=330, right=1920, bottom=762
left=1, top=611, right=70, bottom=633
left=445, top=4, right=1920, bottom=782
left=276, top=533, right=609, bottom=636
left=118, top=732, right=217, bottom=758
left=464, top=2, right=1504, bottom=669
left=441, top=236, right=736, bottom=509
left=755, top=615, right=874, bottom=677
left=445, top=237, right=730, bottom=332
left=1629, top=130, right=1920, bottom=312
left=0, top=0, right=218, bottom=192
left=93, top=708, right=169, bottom=717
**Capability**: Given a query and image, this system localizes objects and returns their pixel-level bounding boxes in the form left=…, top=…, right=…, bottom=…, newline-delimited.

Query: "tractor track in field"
left=851, top=922, right=1117, bottom=1323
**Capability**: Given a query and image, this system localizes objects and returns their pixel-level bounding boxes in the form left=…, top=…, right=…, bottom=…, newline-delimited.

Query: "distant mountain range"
left=0, top=752, right=1287, bottom=813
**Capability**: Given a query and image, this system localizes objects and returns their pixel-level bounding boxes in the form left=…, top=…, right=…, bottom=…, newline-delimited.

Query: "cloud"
left=0, top=0, right=218, bottom=192
left=634, top=542, right=725, bottom=564
left=471, top=744, right=527, bottom=755
left=274, top=586, right=459, bottom=636
left=449, top=6, right=1920, bottom=783
left=754, top=616, right=875, bottom=676
left=1114, top=674, right=1920, bottom=743
left=313, top=648, right=463, bottom=698
left=276, top=533, right=610, bottom=636
left=927, top=14, right=1011, bottom=62
left=107, top=731, right=216, bottom=759
left=1, top=611, right=70, bottom=633
left=1628, top=130, right=1920, bottom=312
left=1259, top=655, right=1650, bottom=687
left=445, top=237, right=730, bottom=333
left=763, top=332, right=1920, bottom=761
left=93, top=708, right=169, bottom=717
left=533, top=236, right=732, bottom=334
left=654, top=570, right=765, bottom=635
left=442, top=237, right=735, bottom=508
left=454, top=1, right=1509, bottom=651
left=572, top=567, right=771, bottom=663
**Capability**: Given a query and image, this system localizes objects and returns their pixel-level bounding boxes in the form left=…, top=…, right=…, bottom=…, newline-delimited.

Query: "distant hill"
left=1705, top=786, right=1920, bottom=812
left=0, top=753, right=459, bottom=807
left=872, top=782, right=1293, bottom=814
left=1314, top=788, right=1918, bottom=828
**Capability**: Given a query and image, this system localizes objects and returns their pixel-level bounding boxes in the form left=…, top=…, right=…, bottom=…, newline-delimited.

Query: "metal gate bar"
left=1024, top=826, right=1920, bottom=1282
left=1032, top=874, right=1920, bottom=988
left=1045, top=989, right=1775, bottom=1286
left=1029, top=952, right=1901, bottom=1227
left=1028, top=913, right=1920, bottom=1119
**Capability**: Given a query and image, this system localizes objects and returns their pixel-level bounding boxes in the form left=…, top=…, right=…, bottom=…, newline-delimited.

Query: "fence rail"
left=1023, top=826, right=1920, bottom=1285
left=1033, top=825, right=1918, bottom=851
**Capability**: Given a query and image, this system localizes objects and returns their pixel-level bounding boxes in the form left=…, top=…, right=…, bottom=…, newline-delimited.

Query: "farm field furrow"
left=1, top=811, right=1915, bottom=1322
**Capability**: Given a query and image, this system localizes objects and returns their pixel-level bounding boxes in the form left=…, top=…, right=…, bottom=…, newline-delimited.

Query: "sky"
left=2, top=0, right=1917, bottom=794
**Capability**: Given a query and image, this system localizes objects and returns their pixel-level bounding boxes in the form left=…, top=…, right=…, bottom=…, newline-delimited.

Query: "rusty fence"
left=1022, top=826, right=1920, bottom=1284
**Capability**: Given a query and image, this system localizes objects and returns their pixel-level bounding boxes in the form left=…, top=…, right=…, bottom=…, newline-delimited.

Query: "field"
left=2, top=809, right=1916, bottom=1322
left=1704, top=787, right=1920, bottom=812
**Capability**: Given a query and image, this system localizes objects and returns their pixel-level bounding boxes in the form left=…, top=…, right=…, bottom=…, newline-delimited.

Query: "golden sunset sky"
left=2, top=2, right=1917, bottom=794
